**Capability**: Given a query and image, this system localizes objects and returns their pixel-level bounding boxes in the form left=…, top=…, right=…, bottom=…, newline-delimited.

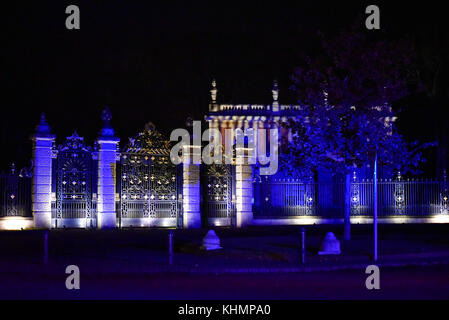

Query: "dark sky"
left=1, top=1, right=447, bottom=173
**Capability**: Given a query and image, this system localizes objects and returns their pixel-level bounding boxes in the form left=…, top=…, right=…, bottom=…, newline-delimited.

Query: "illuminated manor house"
left=206, top=79, right=299, bottom=166
left=0, top=82, right=448, bottom=230
left=206, top=80, right=397, bottom=179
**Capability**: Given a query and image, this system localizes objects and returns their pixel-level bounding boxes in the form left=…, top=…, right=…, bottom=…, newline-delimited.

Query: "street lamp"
left=373, top=151, right=378, bottom=262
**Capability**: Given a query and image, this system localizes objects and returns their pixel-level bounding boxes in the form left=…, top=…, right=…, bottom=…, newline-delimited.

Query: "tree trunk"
left=344, top=172, right=351, bottom=240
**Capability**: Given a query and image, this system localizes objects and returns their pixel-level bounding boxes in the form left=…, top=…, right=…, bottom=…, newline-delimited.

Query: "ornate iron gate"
left=0, top=164, right=32, bottom=217
left=253, top=167, right=316, bottom=217
left=54, top=132, right=95, bottom=228
left=118, top=123, right=181, bottom=227
left=202, top=163, right=235, bottom=226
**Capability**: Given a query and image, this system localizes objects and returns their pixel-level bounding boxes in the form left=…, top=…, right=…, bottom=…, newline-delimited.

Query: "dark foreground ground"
left=1, top=224, right=448, bottom=299
left=1, top=265, right=449, bottom=299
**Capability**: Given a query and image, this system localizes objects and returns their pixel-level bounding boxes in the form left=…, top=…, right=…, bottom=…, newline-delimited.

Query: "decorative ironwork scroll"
left=123, top=122, right=171, bottom=155
left=305, top=177, right=315, bottom=215
left=441, top=170, right=448, bottom=214
left=120, top=123, right=179, bottom=220
left=149, top=155, right=178, bottom=217
left=120, top=154, right=150, bottom=217
left=0, top=163, right=32, bottom=217
left=55, top=132, right=93, bottom=221
left=350, top=171, right=361, bottom=215
left=204, top=163, right=233, bottom=219
left=6, top=164, right=19, bottom=216
left=394, top=171, right=405, bottom=215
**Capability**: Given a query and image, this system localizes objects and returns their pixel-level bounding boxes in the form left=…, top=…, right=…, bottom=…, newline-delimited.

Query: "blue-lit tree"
left=285, top=27, right=434, bottom=240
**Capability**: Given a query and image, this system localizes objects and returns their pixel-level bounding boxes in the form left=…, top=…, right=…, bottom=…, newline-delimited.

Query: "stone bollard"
left=202, top=230, right=222, bottom=251
left=318, top=232, right=341, bottom=255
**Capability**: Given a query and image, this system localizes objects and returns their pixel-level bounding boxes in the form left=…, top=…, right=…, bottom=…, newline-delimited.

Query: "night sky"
left=2, top=1, right=447, bottom=175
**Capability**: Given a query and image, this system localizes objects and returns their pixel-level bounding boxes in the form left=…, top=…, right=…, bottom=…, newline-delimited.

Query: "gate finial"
left=272, top=80, right=279, bottom=112
left=36, top=113, right=51, bottom=135
left=210, top=79, right=217, bottom=103
left=69, top=130, right=81, bottom=140
left=99, top=106, right=115, bottom=137
left=272, top=80, right=279, bottom=102
left=102, top=106, right=112, bottom=124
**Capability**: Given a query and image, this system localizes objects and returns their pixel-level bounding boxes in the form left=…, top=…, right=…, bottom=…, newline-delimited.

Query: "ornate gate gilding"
left=54, top=132, right=95, bottom=227
left=119, top=123, right=180, bottom=227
